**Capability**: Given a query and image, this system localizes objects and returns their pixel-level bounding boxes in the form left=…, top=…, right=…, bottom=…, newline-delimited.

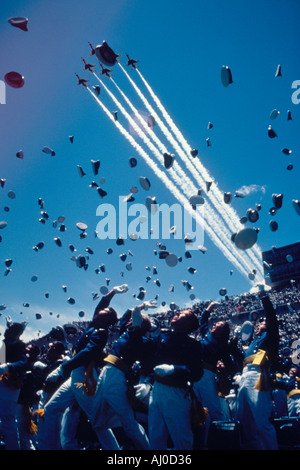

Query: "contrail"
left=109, top=75, right=262, bottom=279
left=135, top=68, right=263, bottom=265
left=93, top=73, right=258, bottom=278
left=86, top=86, right=252, bottom=279
left=118, top=65, right=263, bottom=279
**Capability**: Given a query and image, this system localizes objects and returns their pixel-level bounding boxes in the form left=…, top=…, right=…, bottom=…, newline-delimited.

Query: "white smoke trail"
left=109, top=75, right=261, bottom=279
left=118, top=65, right=263, bottom=280
left=94, top=73, right=257, bottom=277
left=86, top=86, right=251, bottom=278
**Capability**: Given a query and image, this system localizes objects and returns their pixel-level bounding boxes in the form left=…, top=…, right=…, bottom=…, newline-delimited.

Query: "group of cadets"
left=0, top=284, right=299, bottom=450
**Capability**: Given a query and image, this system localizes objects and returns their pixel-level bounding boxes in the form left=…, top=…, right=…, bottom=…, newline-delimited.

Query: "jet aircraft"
left=75, top=73, right=89, bottom=88
left=81, top=58, right=96, bottom=72
left=126, top=53, right=139, bottom=69
left=100, top=63, right=112, bottom=78
left=88, top=42, right=96, bottom=56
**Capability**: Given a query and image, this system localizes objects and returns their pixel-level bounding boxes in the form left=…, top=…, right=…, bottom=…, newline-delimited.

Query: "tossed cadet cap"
left=139, top=176, right=151, bottom=190
left=147, top=115, right=155, bottom=127
left=292, top=199, right=300, bottom=215
left=272, top=193, right=283, bottom=209
left=163, top=152, right=175, bottom=169
left=240, top=321, right=254, bottom=342
left=4, top=71, right=24, bottom=88
left=275, top=64, right=282, bottom=77
left=8, top=17, right=28, bottom=31
left=77, top=165, right=86, bottom=177
left=221, top=65, right=233, bottom=87
left=189, top=194, right=205, bottom=207
left=129, top=157, right=137, bottom=168
left=91, top=160, right=100, bottom=175
left=270, top=109, right=280, bottom=120
left=246, top=208, right=259, bottom=223
left=76, top=222, right=88, bottom=231
left=165, top=253, right=178, bottom=267
left=224, top=192, right=232, bottom=204
left=269, top=220, right=278, bottom=232
left=16, top=150, right=24, bottom=159
left=233, top=227, right=259, bottom=250
left=42, top=146, right=55, bottom=156
left=268, top=125, right=277, bottom=138
left=219, top=287, right=227, bottom=296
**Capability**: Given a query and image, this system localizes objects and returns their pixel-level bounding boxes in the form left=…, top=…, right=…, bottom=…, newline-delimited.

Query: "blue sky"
left=0, top=0, right=299, bottom=340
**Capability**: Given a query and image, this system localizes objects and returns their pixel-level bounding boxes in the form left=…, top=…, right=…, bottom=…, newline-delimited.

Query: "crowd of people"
left=0, top=282, right=300, bottom=451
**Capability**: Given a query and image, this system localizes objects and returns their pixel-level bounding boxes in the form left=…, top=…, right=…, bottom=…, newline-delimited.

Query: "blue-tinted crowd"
left=0, top=283, right=299, bottom=450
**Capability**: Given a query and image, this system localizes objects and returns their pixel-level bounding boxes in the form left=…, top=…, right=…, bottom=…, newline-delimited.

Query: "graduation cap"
left=92, top=85, right=100, bottom=96
left=233, top=227, right=259, bottom=250
left=224, top=192, right=232, bottom=204
left=287, top=110, right=292, bottom=120
left=69, top=136, right=74, bottom=143
left=292, top=199, right=300, bottom=215
left=272, top=193, right=283, bottom=209
left=246, top=208, right=259, bottom=223
left=129, top=157, right=137, bottom=168
left=147, top=115, right=155, bottom=127
left=8, top=17, right=28, bottom=31
left=190, top=149, right=198, bottom=158
left=221, top=65, right=233, bottom=87
left=163, top=153, right=175, bottom=169
left=189, top=194, right=205, bottom=208
left=240, top=321, right=254, bottom=342
left=146, top=196, right=157, bottom=214
left=269, top=220, right=278, bottom=232
left=54, top=237, right=62, bottom=247
left=268, top=125, right=277, bottom=138
left=219, top=288, right=227, bottom=296
left=139, top=176, right=151, bottom=190
left=4, top=71, right=24, bottom=88
left=282, top=148, right=292, bottom=155
left=16, top=150, right=24, bottom=159
left=97, top=187, right=107, bottom=198
left=42, top=146, right=55, bottom=156
left=91, top=160, right=100, bottom=175
left=206, top=181, right=213, bottom=192
left=165, top=253, right=178, bottom=267
left=275, top=64, right=282, bottom=77
left=0, top=179, right=6, bottom=188
left=270, top=109, right=280, bottom=120
left=77, top=165, right=86, bottom=177
left=188, top=267, right=197, bottom=274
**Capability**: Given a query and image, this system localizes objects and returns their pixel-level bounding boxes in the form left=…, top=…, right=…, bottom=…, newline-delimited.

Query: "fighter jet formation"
left=77, top=42, right=138, bottom=83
